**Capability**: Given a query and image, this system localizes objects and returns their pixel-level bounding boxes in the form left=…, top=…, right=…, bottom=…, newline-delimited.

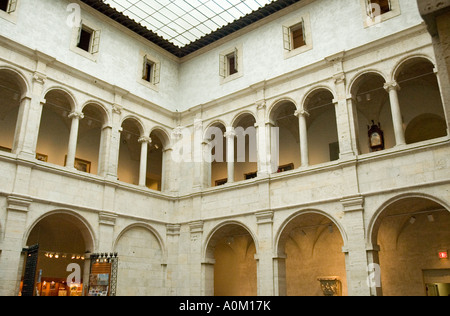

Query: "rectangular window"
left=220, top=48, right=239, bottom=78
left=142, top=55, right=160, bottom=85
left=0, top=0, right=17, bottom=13
left=284, top=21, right=306, bottom=51
left=77, top=24, right=101, bottom=54
left=367, top=0, right=391, bottom=17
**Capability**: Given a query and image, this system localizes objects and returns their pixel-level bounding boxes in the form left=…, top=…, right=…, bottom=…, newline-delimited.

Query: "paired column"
left=66, top=111, right=84, bottom=169
left=295, top=109, right=309, bottom=167
left=384, top=81, right=406, bottom=146
left=224, top=127, right=236, bottom=183
left=138, top=136, right=151, bottom=187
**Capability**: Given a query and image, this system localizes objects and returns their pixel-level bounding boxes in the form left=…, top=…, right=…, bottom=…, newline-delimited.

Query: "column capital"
left=255, top=210, right=274, bottom=224
left=383, top=81, right=401, bottom=92
left=294, top=109, right=310, bottom=118
left=99, top=211, right=117, bottom=226
left=224, top=129, right=236, bottom=139
left=138, top=136, right=152, bottom=144
left=68, top=111, right=84, bottom=120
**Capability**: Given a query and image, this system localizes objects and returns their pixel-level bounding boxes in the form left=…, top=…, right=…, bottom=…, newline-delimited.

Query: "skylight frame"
left=103, top=0, right=275, bottom=47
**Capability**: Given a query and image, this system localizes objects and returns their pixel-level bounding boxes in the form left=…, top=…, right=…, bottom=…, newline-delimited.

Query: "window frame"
left=70, top=18, right=101, bottom=61
left=219, top=44, right=243, bottom=84
left=361, top=0, right=401, bottom=28
left=0, top=0, right=19, bottom=23
left=282, top=14, right=312, bottom=59
left=138, top=51, right=161, bottom=91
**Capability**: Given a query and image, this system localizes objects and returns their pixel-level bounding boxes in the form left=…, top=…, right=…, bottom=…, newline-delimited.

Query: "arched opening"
left=395, top=58, right=447, bottom=144
left=118, top=118, right=143, bottom=185
left=147, top=129, right=165, bottom=191
left=351, top=73, right=394, bottom=154
left=36, top=90, right=73, bottom=167
left=304, top=89, right=339, bottom=165
left=23, top=212, right=94, bottom=296
left=269, top=100, right=300, bottom=172
left=0, top=69, right=24, bottom=153
left=204, top=223, right=257, bottom=296
left=277, top=212, right=347, bottom=296
left=77, top=103, right=108, bottom=175
left=205, top=122, right=227, bottom=187
left=232, top=113, right=257, bottom=181
left=372, top=196, right=450, bottom=296
left=114, top=225, right=164, bottom=296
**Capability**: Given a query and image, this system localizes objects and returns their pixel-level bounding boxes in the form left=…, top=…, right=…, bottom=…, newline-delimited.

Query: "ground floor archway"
left=277, top=211, right=347, bottom=296
left=204, top=222, right=257, bottom=296
left=372, top=195, right=450, bottom=296
left=23, top=211, right=95, bottom=296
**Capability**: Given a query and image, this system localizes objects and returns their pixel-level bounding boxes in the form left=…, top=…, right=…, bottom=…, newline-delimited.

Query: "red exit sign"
left=438, top=251, right=448, bottom=259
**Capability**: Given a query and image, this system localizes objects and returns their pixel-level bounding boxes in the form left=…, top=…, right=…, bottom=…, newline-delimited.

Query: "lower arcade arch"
left=204, top=222, right=258, bottom=296
left=23, top=211, right=95, bottom=296
left=113, top=224, right=165, bottom=296
left=370, top=195, right=450, bottom=296
left=276, top=211, right=347, bottom=296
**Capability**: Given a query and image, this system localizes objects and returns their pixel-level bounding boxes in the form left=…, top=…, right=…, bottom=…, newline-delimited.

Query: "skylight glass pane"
left=104, top=0, right=275, bottom=47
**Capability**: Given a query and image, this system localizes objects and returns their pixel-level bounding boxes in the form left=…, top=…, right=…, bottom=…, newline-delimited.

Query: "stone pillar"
left=138, top=136, right=151, bottom=187
left=224, top=127, right=236, bottom=183
left=333, top=73, right=356, bottom=159
left=295, top=109, right=309, bottom=167
left=255, top=101, right=269, bottom=176
left=0, top=195, right=32, bottom=296
left=193, top=119, right=204, bottom=190
left=14, top=72, right=47, bottom=159
left=97, top=211, right=117, bottom=252
left=166, top=224, right=181, bottom=295
left=66, top=111, right=84, bottom=169
left=341, top=195, right=372, bottom=296
left=187, top=221, right=206, bottom=296
left=273, top=255, right=287, bottom=296
left=255, top=211, right=274, bottom=296
left=97, top=124, right=112, bottom=177
left=384, top=81, right=406, bottom=146
left=266, top=121, right=278, bottom=173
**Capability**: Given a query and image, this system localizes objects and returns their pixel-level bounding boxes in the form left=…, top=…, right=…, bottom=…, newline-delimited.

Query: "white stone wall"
left=0, top=0, right=449, bottom=297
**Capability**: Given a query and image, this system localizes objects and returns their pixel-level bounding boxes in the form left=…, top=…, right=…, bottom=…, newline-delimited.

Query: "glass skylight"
left=104, top=0, right=275, bottom=47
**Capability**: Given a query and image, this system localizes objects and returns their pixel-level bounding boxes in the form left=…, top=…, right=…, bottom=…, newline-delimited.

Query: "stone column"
left=193, top=119, right=204, bottom=190
left=333, top=73, right=356, bottom=159
left=295, top=109, right=309, bottom=167
left=384, top=81, right=406, bottom=146
left=14, top=73, right=47, bottom=159
left=255, top=211, right=274, bottom=296
left=224, top=128, right=236, bottom=183
left=255, top=101, right=269, bottom=176
left=104, top=104, right=122, bottom=181
left=66, top=111, right=84, bottom=169
left=266, top=121, right=278, bottom=173
left=138, top=136, right=151, bottom=187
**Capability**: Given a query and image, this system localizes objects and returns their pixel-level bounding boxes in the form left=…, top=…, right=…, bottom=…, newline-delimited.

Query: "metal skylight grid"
left=103, top=0, right=275, bottom=47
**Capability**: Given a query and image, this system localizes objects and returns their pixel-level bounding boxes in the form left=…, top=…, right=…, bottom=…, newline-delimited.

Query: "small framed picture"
left=36, top=153, right=48, bottom=162
left=74, top=158, right=91, bottom=173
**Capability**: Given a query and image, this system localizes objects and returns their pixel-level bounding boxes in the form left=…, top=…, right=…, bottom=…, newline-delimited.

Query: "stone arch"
left=349, top=71, right=393, bottom=154
left=393, top=57, right=447, bottom=144
left=275, top=209, right=347, bottom=296
left=113, top=223, right=166, bottom=296
left=203, top=221, right=258, bottom=296
left=0, top=67, right=30, bottom=152
left=368, top=193, right=450, bottom=296
left=302, top=87, right=339, bottom=165
left=23, top=209, right=96, bottom=296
